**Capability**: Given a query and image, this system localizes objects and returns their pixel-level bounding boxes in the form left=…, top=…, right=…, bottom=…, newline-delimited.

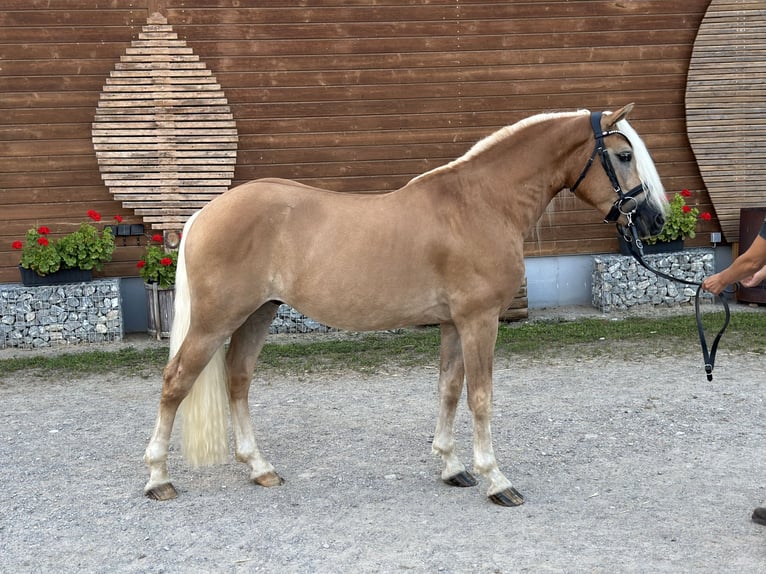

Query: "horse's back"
left=229, top=177, right=395, bottom=200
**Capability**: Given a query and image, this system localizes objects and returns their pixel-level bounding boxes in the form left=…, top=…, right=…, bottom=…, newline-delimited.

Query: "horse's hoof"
left=488, top=487, right=525, bottom=507
left=252, top=471, right=285, bottom=487
left=144, top=482, right=178, bottom=501
left=443, top=470, right=478, bottom=487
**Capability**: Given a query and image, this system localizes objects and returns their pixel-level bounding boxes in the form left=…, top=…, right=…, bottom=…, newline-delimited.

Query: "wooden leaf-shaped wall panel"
left=92, top=13, right=238, bottom=231
left=686, top=0, right=766, bottom=243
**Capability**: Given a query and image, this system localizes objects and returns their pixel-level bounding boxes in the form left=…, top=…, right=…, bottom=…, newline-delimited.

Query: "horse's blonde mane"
left=409, top=110, right=667, bottom=215
left=408, top=110, right=588, bottom=184
left=615, top=117, right=667, bottom=212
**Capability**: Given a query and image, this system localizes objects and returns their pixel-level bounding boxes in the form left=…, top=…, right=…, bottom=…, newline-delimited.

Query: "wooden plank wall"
left=1, top=1, right=146, bottom=281
left=0, top=0, right=717, bottom=284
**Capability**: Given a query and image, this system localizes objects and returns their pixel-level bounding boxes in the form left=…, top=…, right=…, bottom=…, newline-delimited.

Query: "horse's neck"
left=444, top=122, right=580, bottom=235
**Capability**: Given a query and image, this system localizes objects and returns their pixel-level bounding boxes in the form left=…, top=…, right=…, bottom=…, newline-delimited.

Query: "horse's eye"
left=617, top=151, right=633, bottom=163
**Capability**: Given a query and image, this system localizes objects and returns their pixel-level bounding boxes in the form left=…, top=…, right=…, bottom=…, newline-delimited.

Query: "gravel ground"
left=1, top=305, right=765, bottom=573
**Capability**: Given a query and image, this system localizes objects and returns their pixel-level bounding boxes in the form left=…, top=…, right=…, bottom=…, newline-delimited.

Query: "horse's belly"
left=284, top=285, right=450, bottom=332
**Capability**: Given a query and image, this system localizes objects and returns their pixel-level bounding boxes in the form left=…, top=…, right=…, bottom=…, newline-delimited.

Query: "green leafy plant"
left=137, top=233, right=177, bottom=288
left=12, top=211, right=116, bottom=276
left=645, top=189, right=712, bottom=244
left=15, top=228, right=61, bottom=275
left=57, top=222, right=115, bottom=271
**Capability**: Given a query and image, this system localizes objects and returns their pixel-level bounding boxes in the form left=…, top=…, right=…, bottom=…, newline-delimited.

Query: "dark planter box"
left=618, top=236, right=684, bottom=256
left=18, top=265, right=93, bottom=286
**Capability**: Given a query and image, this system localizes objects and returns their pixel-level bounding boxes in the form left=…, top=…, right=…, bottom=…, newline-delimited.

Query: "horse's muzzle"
left=645, top=211, right=665, bottom=237
left=620, top=205, right=665, bottom=239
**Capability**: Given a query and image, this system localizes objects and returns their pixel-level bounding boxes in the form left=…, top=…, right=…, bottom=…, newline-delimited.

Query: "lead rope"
left=622, top=224, right=730, bottom=381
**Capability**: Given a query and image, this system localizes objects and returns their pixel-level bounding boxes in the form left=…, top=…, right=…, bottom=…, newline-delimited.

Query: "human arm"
left=702, top=234, right=766, bottom=295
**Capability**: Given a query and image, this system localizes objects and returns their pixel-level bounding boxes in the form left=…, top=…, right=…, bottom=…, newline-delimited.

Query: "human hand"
left=741, top=274, right=759, bottom=288
left=701, top=273, right=726, bottom=295
left=741, top=265, right=766, bottom=288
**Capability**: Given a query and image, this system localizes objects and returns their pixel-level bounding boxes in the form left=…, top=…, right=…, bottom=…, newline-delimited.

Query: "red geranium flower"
left=87, top=209, right=102, bottom=222
left=682, top=205, right=691, bottom=213
left=137, top=242, right=177, bottom=288
left=37, top=236, right=49, bottom=246
left=37, top=226, right=50, bottom=235
left=11, top=240, right=22, bottom=250
left=114, top=215, right=123, bottom=223
left=700, top=212, right=712, bottom=221
left=680, top=189, right=692, bottom=198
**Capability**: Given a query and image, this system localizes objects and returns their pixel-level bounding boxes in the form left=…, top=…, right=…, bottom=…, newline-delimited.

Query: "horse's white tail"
left=171, top=211, right=229, bottom=467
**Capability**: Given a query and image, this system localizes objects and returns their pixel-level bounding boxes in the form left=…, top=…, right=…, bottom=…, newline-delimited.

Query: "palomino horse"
left=144, top=104, right=667, bottom=506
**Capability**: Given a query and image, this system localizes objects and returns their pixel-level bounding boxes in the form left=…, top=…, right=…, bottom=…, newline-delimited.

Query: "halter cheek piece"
left=571, top=111, right=729, bottom=382
left=569, top=111, right=645, bottom=224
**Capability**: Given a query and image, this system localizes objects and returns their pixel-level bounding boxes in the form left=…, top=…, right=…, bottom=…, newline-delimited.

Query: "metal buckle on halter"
left=620, top=198, right=638, bottom=217
left=604, top=198, right=634, bottom=223
left=603, top=183, right=643, bottom=223
left=624, top=216, right=644, bottom=254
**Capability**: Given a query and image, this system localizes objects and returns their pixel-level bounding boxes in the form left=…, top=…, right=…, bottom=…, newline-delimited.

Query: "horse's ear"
left=602, top=103, right=635, bottom=129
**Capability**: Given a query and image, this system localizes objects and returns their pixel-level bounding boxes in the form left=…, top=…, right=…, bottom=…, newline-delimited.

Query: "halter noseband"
left=569, top=111, right=645, bottom=224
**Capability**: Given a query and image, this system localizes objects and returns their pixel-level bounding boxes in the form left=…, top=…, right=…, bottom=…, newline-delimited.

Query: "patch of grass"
left=258, top=329, right=441, bottom=374
left=1, top=311, right=764, bottom=377
left=497, top=311, right=766, bottom=358
left=0, top=346, right=170, bottom=379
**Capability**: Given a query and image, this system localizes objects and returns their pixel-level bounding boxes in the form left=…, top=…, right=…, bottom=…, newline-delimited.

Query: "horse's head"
left=569, top=104, right=667, bottom=239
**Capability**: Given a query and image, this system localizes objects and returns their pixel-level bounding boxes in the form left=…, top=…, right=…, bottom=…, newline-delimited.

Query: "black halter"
left=573, top=111, right=729, bottom=381
left=569, top=112, right=645, bottom=224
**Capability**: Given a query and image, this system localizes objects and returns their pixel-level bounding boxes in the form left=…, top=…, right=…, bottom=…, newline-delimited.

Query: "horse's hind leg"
left=227, top=302, right=284, bottom=487
left=144, top=333, right=225, bottom=500
left=432, top=322, right=477, bottom=487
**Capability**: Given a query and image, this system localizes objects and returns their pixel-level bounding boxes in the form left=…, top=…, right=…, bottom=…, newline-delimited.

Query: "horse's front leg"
left=432, top=322, right=477, bottom=488
left=459, top=314, right=524, bottom=507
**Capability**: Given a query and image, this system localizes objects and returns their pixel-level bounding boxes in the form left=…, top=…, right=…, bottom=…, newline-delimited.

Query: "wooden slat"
left=686, top=0, right=766, bottom=242
left=500, top=279, right=528, bottom=322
